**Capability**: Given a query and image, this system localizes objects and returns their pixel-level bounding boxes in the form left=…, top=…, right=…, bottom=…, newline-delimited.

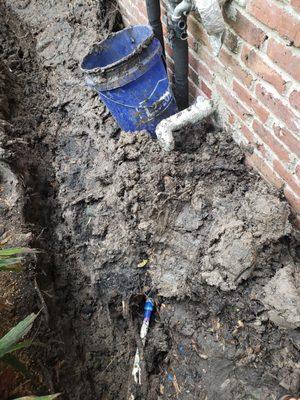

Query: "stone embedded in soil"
left=263, top=263, right=300, bottom=329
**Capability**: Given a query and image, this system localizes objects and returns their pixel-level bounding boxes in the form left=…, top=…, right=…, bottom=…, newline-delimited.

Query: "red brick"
left=273, top=159, right=300, bottom=196
left=253, top=120, right=291, bottom=162
left=201, top=81, right=212, bottom=99
left=248, top=0, right=300, bottom=47
left=241, top=124, right=268, bottom=157
left=228, top=113, right=235, bottom=125
left=290, top=90, right=300, bottom=112
left=165, top=42, right=173, bottom=58
left=224, top=9, right=267, bottom=48
left=241, top=46, right=287, bottom=95
left=273, top=125, right=300, bottom=158
left=189, top=53, right=213, bottom=83
left=189, top=80, right=201, bottom=99
left=220, top=48, right=253, bottom=88
left=193, top=46, right=219, bottom=72
left=297, top=164, right=300, bottom=179
left=233, top=80, right=269, bottom=123
left=246, top=152, right=283, bottom=189
left=223, top=30, right=240, bottom=54
left=217, top=83, right=250, bottom=120
left=189, top=67, right=199, bottom=86
left=256, top=84, right=300, bottom=133
left=241, top=124, right=257, bottom=146
left=292, top=0, right=300, bottom=13
left=189, top=15, right=211, bottom=48
left=267, top=39, right=300, bottom=82
left=284, top=187, right=300, bottom=214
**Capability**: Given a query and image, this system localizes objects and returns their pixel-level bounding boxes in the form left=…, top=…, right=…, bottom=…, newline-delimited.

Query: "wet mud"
left=0, top=1, right=300, bottom=399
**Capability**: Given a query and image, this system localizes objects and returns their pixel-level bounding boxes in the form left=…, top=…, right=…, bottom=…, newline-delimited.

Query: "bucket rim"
left=80, top=25, right=154, bottom=75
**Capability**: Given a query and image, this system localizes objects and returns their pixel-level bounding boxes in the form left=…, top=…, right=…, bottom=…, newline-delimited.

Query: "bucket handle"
left=147, top=78, right=168, bottom=102
left=100, top=92, right=137, bottom=109
left=97, top=78, right=169, bottom=109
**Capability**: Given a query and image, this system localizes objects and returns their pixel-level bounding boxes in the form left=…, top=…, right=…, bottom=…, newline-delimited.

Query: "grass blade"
left=0, top=248, right=33, bottom=257
left=4, top=339, right=35, bottom=354
left=0, top=313, right=37, bottom=358
left=13, top=395, right=61, bottom=400
left=0, top=257, right=22, bottom=264
left=0, top=263, right=22, bottom=272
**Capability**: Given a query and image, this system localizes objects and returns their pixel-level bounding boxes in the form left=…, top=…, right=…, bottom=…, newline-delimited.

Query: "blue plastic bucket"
left=81, top=25, right=177, bottom=136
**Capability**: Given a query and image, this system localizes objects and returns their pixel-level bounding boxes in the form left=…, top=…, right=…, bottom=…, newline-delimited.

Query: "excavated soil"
left=0, top=1, right=300, bottom=399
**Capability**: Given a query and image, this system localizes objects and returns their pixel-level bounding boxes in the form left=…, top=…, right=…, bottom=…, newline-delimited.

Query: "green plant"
left=14, top=395, right=61, bottom=399
left=0, top=247, right=33, bottom=272
left=0, top=313, right=37, bottom=376
left=0, top=313, right=61, bottom=400
left=0, top=248, right=59, bottom=398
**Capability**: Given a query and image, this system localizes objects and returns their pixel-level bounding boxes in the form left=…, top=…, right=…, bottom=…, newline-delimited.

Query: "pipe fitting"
left=156, top=96, right=215, bottom=151
left=172, top=0, right=193, bottom=21
left=178, top=19, right=187, bottom=30
left=180, top=31, right=188, bottom=40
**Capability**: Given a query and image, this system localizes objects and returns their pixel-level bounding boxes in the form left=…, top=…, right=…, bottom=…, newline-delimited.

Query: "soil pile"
left=0, top=1, right=299, bottom=399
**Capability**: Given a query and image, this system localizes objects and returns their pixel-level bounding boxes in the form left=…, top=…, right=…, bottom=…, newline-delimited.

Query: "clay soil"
left=0, top=1, right=299, bottom=399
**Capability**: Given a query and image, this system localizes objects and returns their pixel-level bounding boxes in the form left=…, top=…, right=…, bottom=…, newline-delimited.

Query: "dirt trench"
left=0, top=1, right=300, bottom=399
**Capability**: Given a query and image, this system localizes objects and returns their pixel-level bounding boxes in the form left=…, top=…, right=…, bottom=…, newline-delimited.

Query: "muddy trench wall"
left=118, top=0, right=300, bottom=223
left=1, top=1, right=300, bottom=399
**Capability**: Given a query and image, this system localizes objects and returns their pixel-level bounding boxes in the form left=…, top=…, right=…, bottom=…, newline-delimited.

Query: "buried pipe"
left=156, top=96, right=215, bottom=151
left=129, top=298, right=154, bottom=400
left=145, top=0, right=165, bottom=56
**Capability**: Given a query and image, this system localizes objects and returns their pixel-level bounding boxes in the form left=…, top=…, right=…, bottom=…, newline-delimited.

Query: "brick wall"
left=118, top=0, right=300, bottom=221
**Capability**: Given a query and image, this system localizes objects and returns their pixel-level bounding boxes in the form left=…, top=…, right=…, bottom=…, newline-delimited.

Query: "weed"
left=0, top=247, right=34, bottom=272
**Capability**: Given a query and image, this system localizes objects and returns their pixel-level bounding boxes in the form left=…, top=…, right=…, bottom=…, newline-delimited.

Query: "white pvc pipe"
left=156, top=96, right=215, bottom=152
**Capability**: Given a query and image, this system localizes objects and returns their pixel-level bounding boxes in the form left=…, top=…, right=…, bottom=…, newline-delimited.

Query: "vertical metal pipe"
left=145, top=0, right=165, bottom=56
left=171, top=21, right=189, bottom=110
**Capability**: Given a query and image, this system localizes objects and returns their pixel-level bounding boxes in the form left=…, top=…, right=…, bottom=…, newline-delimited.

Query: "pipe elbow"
left=172, top=0, right=193, bottom=21
left=156, top=120, right=175, bottom=152
left=156, top=97, right=215, bottom=152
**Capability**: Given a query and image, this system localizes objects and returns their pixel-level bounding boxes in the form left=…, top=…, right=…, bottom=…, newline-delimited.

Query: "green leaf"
left=0, top=247, right=33, bottom=257
left=0, top=313, right=37, bottom=358
left=0, top=257, right=23, bottom=265
left=0, top=258, right=23, bottom=271
left=13, top=395, right=61, bottom=400
left=0, top=264, right=22, bottom=272
left=1, top=353, right=30, bottom=378
left=5, top=339, right=35, bottom=354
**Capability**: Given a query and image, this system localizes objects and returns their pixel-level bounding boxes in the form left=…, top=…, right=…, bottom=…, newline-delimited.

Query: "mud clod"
left=263, top=263, right=300, bottom=329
